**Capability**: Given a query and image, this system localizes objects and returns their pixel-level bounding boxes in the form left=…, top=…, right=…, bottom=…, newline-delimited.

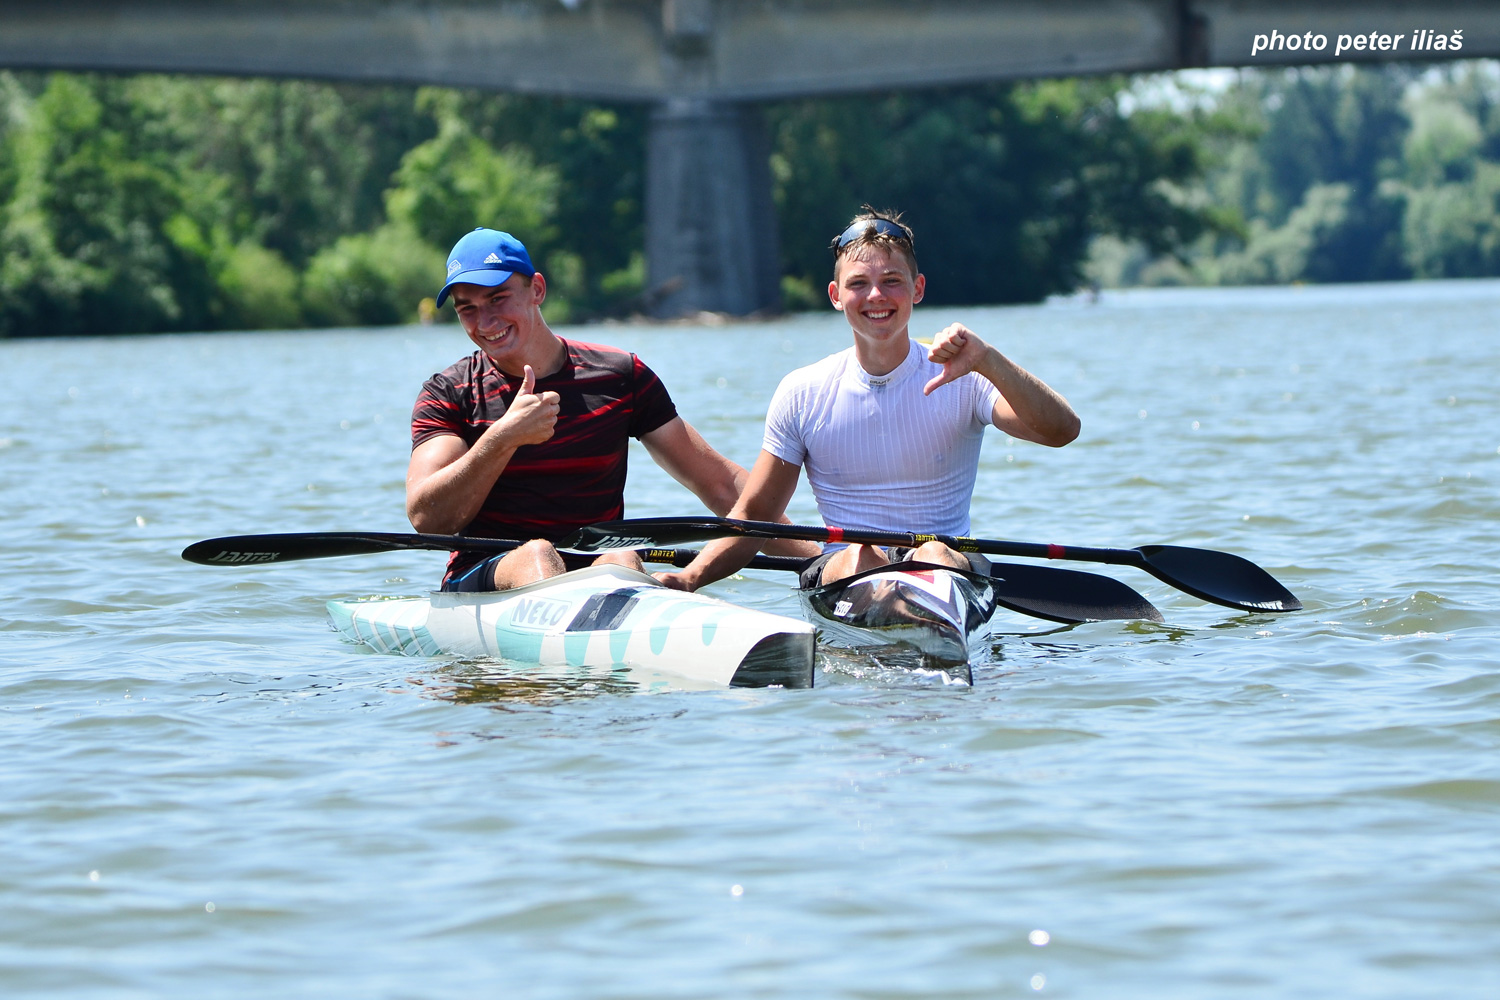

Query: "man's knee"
left=911, top=540, right=968, bottom=569
left=509, top=538, right=563, bottom=565
left=593, top=549, right=644, bottom=571
left=819, top=543, right=889, bottom=585
left=492, top=539, right=566, bottom=588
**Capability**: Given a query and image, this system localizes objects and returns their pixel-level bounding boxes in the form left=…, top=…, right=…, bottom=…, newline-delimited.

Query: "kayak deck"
left=328, top=564, right=815, bottom=689
left=799, top=560, right=1001, bottom=673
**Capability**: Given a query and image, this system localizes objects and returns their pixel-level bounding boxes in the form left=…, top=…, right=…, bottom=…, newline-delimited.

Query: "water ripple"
left=5, top=286, right=1500, bottom=996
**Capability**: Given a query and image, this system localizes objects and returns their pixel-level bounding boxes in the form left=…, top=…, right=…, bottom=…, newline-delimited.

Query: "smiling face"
left=449, top=273, right=548, bottom=373
left=828, top=246, right=926, bottom=366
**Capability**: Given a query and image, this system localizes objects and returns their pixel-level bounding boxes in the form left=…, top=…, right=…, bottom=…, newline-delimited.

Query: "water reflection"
left=815, top=645, right=975, bottom=687
left=373, top=609, right=1277, bottom=703
left=425, top=646, right=982, bottom=701
left=421, top=658, right=717, bottom=706
left=987, top=618, right=1202, bottom=656
left=415, top=620, right=1224, bottom=699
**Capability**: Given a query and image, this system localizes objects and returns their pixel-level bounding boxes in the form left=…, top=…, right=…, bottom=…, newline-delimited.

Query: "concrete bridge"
left=2, top=0, right=1495, bottom=315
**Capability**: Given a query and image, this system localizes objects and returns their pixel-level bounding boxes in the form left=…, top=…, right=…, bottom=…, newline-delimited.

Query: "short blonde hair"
left=831, top=207, right=917, bottom=279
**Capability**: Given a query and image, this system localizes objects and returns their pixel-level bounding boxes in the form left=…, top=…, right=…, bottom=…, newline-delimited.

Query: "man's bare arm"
left=405, top=364, right=560, bottom=534
left=924, top=323, right=1080, bottom=446
left=653, top=450, right=809, bottom=592
left=639, top=417, right=745, bottom=516
left=641, top=419, right=820, bottom=560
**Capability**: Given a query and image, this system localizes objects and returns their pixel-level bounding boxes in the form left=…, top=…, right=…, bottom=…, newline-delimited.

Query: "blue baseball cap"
left=436, top=228, right=537, bottom=307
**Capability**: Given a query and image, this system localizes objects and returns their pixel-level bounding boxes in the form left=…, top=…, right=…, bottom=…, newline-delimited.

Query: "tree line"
left=0, top=62, right=1495, bottom=337
left=1090, top=61, right=1500, bottom=287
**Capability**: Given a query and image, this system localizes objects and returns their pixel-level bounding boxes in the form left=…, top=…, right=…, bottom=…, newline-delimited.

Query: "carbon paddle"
left=181, top=532, right=1160, bottom=624
left=639, top=548, right=1162, bottom=624
left=566, top=517, right=1302, bottom=613
left=179, top=527, right=729, bottom=566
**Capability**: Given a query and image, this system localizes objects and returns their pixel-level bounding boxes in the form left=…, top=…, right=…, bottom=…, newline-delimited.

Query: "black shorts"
left=441, top=554, right=504, bottom=592
left=797, top=547, right=991, bottom=590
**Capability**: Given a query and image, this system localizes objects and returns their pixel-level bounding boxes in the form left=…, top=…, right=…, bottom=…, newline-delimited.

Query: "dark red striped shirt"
left=411, top=339, right=678, bottom=581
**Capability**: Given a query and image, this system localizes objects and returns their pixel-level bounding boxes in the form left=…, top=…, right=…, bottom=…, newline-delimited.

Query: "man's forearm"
left=978, top=346, right=1080, bottom=446
left=669, top=535, right=767, bottom=591
left=406, top=431, right=519, bottom=534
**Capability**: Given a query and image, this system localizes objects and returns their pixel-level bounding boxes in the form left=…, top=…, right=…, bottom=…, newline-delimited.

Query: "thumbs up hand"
left=497, top=364, right=560, bottom=445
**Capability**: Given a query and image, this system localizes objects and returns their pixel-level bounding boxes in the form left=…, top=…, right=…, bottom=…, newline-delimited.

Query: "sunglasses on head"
left=832, top=218, right=912, bottom=251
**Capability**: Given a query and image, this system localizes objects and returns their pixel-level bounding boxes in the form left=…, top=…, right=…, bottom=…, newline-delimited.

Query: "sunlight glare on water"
left=2, top=280, right=1500, bottom=997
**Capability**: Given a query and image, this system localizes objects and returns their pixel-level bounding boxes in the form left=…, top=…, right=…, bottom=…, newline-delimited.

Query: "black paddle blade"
left=1136, top=545, right=1302, bottom=613
left=181, top=532, right=522, bottom=565
left=561, top=517, right=738, bottom=553
left=988, top=561, right=1164, bottom=624
left=183, top=533, right=398, bottom=565
left=181, top=532, right=462, bottom=565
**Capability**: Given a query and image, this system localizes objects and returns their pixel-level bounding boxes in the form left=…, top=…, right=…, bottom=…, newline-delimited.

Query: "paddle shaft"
left=182, top=531, right=809, bottom=573
left=183, top=529, right=1117, bottom=576
left=713, top=520, right=1143, bottom=568
left=570, top=516, right=1299, bottom=613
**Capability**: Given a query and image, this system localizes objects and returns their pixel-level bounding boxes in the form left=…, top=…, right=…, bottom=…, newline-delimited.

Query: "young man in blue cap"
left=406, top=228, right=813, bottom=591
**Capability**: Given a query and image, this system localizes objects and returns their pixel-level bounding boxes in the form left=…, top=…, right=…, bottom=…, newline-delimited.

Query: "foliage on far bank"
left=0, top=69, right=1219, bottom=336
left=2, top=62, right=1497, bottom=337
left=0, top=73, right=649, bottom=337
left=1090, top=62, right=1500, bottom=289
left=768, top=77, right=1212, bottom=308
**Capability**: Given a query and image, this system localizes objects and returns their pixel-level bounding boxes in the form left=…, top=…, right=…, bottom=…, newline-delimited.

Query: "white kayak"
left=327, top=564, right=815, bottom=689
left=798, top=561, right=1000, bottom=671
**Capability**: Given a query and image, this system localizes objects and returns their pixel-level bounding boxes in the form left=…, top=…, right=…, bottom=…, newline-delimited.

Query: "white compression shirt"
left=762, top=338, right=1001, bottom=541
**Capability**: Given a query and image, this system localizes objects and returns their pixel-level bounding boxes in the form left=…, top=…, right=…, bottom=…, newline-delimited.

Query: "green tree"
left=146, top=75, right=436, bottom=328
left=1251, top=65, right=1410, bottom=281
left=148, top=77, right=431, bottom=268
left=0, top=73, right=215, bottom=337
left=1116, top=63, right=1474, bottom=289
left=1398, top=163, right=1500, bottom=278
left=767, top=78, right=1211, bottom=306
left=1212, top=182, right=1355, bottom=284
left=301, top=88, right=568, bottom=326
left=1384, top=66, right=1500, bottom=279
left=424, top=90, right=650, bottom=317
left=386, top=90, right=559, bottom=250
left=300, top=222, right=439, bottom=327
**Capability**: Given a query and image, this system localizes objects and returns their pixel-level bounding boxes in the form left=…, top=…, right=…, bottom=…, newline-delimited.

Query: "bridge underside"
left=1, top=0, right=1494, bottom=315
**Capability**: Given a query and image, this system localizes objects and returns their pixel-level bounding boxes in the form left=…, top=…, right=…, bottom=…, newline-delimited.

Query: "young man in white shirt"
left=654, top=208, right=1080, bottom=592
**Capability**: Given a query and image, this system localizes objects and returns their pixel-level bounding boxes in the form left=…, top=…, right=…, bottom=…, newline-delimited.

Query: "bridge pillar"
left=645, top=97, right=781, bottom=318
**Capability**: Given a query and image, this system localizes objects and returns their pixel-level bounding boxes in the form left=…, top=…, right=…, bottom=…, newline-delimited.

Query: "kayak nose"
left=729, top=631, right=815, bottom=688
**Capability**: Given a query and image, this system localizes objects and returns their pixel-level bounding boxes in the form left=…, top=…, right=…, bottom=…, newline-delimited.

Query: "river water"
left=3, top=280, right=1499, bottom=997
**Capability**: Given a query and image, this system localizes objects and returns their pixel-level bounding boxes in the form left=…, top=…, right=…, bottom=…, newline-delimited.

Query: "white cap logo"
left=483, top=252, right=504, bottom=265
left=447, top=259, right=462, bottom=275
